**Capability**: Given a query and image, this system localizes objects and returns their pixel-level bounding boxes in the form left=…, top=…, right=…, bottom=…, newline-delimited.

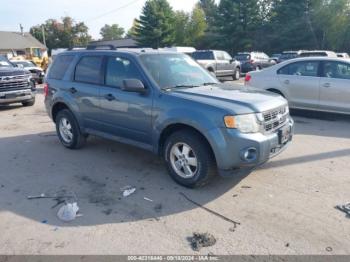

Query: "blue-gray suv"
left=45, top=47, right=294, bottom=188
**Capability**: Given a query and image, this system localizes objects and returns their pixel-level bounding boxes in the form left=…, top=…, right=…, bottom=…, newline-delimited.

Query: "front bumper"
left=0, top=88, right=36, bottom=105
left=205, top=118, right=294, bottom=177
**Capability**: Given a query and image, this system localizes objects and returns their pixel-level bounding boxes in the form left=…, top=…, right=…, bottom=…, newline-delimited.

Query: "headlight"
left=224, top=114, right=262, bottom=133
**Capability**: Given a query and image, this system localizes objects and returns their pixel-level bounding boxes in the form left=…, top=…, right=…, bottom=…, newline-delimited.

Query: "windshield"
left=191, top=51, right=214, bottom=60
left=235, top=54, right=250, bottom=61
left=140, top=53, right=218, bottom=89
left=0, top=56, right=13, bottom=68
left=13, top=61, right=36, bottom=68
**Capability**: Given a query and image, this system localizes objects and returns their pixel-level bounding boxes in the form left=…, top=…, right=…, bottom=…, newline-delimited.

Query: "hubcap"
left=59, top=117, right=73, bottom=143
left=170, top=143, right=198, bottom=178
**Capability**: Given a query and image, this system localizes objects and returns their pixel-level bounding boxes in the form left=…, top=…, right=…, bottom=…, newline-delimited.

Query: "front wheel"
left=233, top=68, right=240, bottom=80
left=55, top=109, right=86, bottom=149
left=164, top=130, right=216, bottom=188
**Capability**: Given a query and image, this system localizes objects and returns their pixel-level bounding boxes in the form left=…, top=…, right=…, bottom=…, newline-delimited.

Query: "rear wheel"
left=164, top=130, right=216, bottom=188
left=55, top=109, right=86, bottom=149
left=22, top=98, right=35, bottom=107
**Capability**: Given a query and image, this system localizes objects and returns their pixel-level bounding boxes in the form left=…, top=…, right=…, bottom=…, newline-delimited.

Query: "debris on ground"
left=232, top=194, right=238, bottom=198
left=188, top=232, right=216, bottom=251
left=57, top=202, right=80, bottom=222
left=241, top=186, right=252, bottom=189
left=335, top=203, right=350, bottom=218
left=285, top=243, right=290, bottom=247
left=41, top=220, right=48, bottom=224
left=102, top=209, right=113, bottom=216
left=143, top=197, right=153, bottom=202
left=326, top=246, right=333, bottom=252
left=180, top=192, right=240, bottom=227
left=154, top=203, right=162, bottom=213
left=121, top=186, right=136, bottom=197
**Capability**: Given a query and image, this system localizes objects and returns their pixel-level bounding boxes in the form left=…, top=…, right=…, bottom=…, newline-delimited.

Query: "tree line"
left=30, top=0, right=350, bottom=55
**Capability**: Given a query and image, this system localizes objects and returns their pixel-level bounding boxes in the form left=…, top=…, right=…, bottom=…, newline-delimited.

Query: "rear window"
left=300, top=52, right=327, bottom=57
left=74, top=56, right=103, bottom=84
left=48, top=55, right=74, bottom=80
left=192, top=51, right=214, bottom=60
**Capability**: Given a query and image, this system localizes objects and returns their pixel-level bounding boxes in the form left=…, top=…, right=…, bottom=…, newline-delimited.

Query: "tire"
left=22, top=98, right=35, bottom=107
left=256, top=65, right=262, bottom=71
left=233, top=68, right=240, bottom=80
left=55, top=109, right=86, bottom=149
left=164, top=130, right=216, bottom=188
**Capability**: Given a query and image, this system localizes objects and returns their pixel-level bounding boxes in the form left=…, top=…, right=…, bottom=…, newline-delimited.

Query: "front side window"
left=48, top=55, right=74, bottom=80
left=140, top=53, right=218, bottom=89
left=278, top=61, right=319, bottom=77
left=215, top=51, right=225, bottom=60
left=105, top=56, right=143, bottom=88
left=75, top=56, right=103, bottom=84
left=223, top=52, right=232, bottom=61
left=323, top=61, right=350, bottom=79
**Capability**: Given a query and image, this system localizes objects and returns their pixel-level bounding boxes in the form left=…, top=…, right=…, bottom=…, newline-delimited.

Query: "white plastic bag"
left=57, top=202, right=79, bottom=222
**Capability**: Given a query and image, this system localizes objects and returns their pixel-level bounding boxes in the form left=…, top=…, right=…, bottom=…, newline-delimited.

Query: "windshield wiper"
left=202, top=82, right=218, bottom=86
left=162, top=84, right=200, bottom=91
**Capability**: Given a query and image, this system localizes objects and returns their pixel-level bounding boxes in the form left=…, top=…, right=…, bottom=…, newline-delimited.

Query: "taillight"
left=43, top=83, right=49, bottom=97
left=245, top=74, right=251, bottom=83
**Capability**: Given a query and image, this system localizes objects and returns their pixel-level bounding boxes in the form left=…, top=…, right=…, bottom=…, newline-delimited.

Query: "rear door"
left=319, top=61, right=350, bottom=114
left=71, top=55, right=104, bottom=129
left=98, top=55, right=153, bottom=145
left=277, top=60, right=321, bottom=109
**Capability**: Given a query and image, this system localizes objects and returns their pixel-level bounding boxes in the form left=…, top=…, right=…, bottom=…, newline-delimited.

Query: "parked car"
left=270, top=53, right=281, bottom=63
left=235, top=52, right=275, bottom=73
left=0, top=55, right=36, bottom=106
left=192, top=50, right=241, bottom=80
left=44, top=48, right=293, bottom=188
left=337, top=53, right=349, bottom=58
left=299, top=50, right=337, bottom=58
left=245, top=57, right=350, bottom=115
left=11, top=60, right=45, bottom=84
left=278, top=51, right=303, bottom=63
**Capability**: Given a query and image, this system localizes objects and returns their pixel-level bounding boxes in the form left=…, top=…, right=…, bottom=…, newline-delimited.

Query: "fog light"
left=240, top=147, right=258, bottom=162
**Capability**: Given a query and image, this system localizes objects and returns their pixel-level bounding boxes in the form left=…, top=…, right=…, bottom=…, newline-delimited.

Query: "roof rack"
left=86, top=45, right=117, bottom=50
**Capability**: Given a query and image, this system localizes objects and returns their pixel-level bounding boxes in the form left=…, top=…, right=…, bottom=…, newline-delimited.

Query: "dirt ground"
left=0, top=85, right=349, bottom=255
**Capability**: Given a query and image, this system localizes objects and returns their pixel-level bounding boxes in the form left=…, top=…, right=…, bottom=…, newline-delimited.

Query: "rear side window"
left=48, top=55, right=74, bottom=80
left=278, top=61, right=319, bottom=77
left=74, top=56, right=103, bottom=84
left=192, top=51, right=214, bottom=60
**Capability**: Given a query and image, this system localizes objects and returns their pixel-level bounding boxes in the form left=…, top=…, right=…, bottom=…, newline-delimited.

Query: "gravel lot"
left=0, top=84, right=349, bottom=255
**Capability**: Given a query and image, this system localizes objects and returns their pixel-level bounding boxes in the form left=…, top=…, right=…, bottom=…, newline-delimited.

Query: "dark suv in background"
left=235, top=52, right=275, bottom=73
left=0, top=55, right=36, bottom=106
left=44, top=47, right=293, bottom=188
left=192, top=50, right=241, bottom=80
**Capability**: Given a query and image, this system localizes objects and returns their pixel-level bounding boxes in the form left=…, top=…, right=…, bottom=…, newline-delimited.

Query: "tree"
left=30, top=16, right=91, bottom=51
left=185, top=5, right=207, bottom=46
left=173, top=11, right=190, bottom=46
left=135, top=0, right=175, bottom=48
left=126, top=19, right=140, bottom=38
left=100, top=24, right=125, bottom=40
left=199, top=0, right=218, bottom=27
left=215, top=0, right=261, bottom=54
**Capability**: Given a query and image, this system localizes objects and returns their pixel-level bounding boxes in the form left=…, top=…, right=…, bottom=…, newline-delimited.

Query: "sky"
left=0, top=0, right=200, bottom=39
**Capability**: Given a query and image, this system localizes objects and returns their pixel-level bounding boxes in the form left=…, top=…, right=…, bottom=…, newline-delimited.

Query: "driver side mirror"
left=122, top=79, right=147, bottom=94
left=230, top=58, right=236, bottom=63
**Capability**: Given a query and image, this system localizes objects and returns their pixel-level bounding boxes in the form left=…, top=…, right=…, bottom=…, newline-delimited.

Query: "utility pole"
left=20, top=24, right=24, bottom=36
left=41, top=25, right=46, bottom=46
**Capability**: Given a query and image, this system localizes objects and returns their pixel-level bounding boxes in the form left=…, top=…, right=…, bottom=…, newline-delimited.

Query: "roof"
left=0, top=31, right=47, bottom=50
left=89, top=38, right=138, bottom=48
left=57, top=48, right=181, bottom=57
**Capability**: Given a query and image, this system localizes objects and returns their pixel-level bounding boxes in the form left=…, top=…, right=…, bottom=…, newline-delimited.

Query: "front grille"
left=0, top=74, right=30, bottom=90
left=263, top=106, right=289, bottom=132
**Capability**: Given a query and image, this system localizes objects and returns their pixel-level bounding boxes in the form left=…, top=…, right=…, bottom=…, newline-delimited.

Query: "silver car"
left=245, top=57, right=350, bottom=115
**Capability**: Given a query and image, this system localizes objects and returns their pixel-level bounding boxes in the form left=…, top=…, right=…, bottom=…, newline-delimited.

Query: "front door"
left=277, top=60, right=321, bottom=110
left=319, top=61, right=350, bottom=114
left=98, top=55, right=153, bottom=145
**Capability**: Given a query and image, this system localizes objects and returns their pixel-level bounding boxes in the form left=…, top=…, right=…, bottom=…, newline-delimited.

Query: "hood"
left=169, top=83, right=287, bottom=114
left=0, top=67, right=29, bottom=77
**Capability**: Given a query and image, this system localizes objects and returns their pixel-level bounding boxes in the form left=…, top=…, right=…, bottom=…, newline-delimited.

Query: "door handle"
left=284, top=80, right=290, bottom=85
left=104, top=93, right=116, bottom=101
left=323, top=83, right=331, bottom=88
left=69, top=87, right=77, bottom=94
